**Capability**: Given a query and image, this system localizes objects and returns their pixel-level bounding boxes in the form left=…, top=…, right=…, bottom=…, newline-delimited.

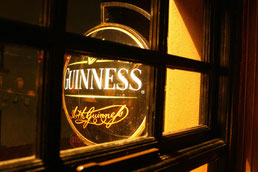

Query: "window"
left=0, top=0, right=235, bottom=171
left=0, top=44, right=39, bottom=161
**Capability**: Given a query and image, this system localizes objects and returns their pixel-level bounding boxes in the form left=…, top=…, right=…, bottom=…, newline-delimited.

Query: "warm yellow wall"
left=164, top=0, right=203, bottom=133
left=165, top=69, right=200, bottom=132
left=191, top=164, right=208, bottom=172
left=167, top=0, right=203, bottom=59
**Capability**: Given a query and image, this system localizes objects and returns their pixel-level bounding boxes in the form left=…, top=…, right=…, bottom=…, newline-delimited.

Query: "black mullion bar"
left=0, top=18, right=228, bottom=74
left=199, top=0, right=212, bottom=127
left=208, top=0, right=221, bottom=136
left=0, top=18, right=50, bottom=48
left=165, top=56, right=214, bottom=73
left=150, top=0, right=163, bottom=139
left=65, top=33, right=214, bottom=73
left=150, top=0, right=169, bottom=139
left=65, top=33, right=221, bottom=74
left=157, top=0, right=169, bottom=54
left=152, top=65, right=166, bottom=138
left=0, top=19, right=216, bottom=73
left=40, top=0, right=67, bottom=168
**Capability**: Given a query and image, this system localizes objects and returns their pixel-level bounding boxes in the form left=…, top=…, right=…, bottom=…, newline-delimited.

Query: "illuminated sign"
left=63, top=55, right=152, bottom=145
left=64, top=66, right=142, bottom=91
left=62, top=24, right=151, bottom=145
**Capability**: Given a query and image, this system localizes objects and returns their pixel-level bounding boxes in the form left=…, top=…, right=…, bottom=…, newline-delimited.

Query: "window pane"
left=0, top=0, right=42, bottom=25
left=168, top=0, right=204, bottom=61
left=164, top=69, right=207, bottom=133
left=0, top=44, right=40, bottom=161
left=61, top=53, right=154, bottom=150
left=66, top=1, right=150, bottom=48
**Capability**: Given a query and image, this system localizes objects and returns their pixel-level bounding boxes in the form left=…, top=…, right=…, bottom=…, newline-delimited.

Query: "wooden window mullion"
left=39, top=0, right=67, bottom=167
left=150, top=0, right=169, bottom=139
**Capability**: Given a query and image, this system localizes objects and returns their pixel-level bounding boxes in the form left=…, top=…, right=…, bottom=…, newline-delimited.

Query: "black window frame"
left=0, top=0, right=238, bottom=171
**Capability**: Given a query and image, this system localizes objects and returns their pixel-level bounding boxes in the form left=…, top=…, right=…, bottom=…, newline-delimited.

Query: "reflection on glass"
left=0, top=44, right=40, bottom=161
left=164, top=69, right=202, bottom=133
left=61, top=54, right=153, bottom=149
left=0, top=0, right=42, bottom=25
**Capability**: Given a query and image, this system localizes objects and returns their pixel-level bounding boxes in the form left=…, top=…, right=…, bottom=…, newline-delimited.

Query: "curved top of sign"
left=84, top=23, right=149, bottom=49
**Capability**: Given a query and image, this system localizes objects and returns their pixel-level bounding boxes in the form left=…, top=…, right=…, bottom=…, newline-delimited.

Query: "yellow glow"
left=246, top=159, right=251, bottom=172
left=68, top=61, right=89, bottom=66
left=62, top=58, right=146, bottom=145
left=167, top=0, right=202, bottom=59
left=65, top=94, right=137, bottom=99
left=86, top=26, right=146, bottom=49
left=165, top=70, right=200, bottom=132
left=129, top=116, right=146, bottom=138
left=71, top=105, right=129, bottom=129
left=63, top=23, right=148, bottom=145
left=191, top=164, right=207, bottom=172
left=68, top=60, right=114, bottom=66
left=164, top=0, right=202, bottom=133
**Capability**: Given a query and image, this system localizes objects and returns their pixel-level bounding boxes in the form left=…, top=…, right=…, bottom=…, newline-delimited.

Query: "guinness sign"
left=63, top=20, right=152, bottom=145
left=63, top=55, right=152, bottom=145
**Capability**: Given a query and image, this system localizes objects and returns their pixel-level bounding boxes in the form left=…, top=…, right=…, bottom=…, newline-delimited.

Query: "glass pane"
left=168, top=0, right=204, bottom=61
left=66, top=1, right=150, bottom=48
left=0, top=44, right=40, bottom=161
left=164, top=69, right=207, bottom=134
left=61, top=53, right=154, bottom=150
left=0, top=0, right=42, bottom=25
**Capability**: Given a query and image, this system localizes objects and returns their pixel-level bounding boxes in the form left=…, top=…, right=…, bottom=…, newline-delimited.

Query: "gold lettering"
left=70, top=105, right=129, bottom=128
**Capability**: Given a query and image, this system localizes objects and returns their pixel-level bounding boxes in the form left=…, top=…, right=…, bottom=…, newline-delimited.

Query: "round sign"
left=62, top=24, right=151, bottom=145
